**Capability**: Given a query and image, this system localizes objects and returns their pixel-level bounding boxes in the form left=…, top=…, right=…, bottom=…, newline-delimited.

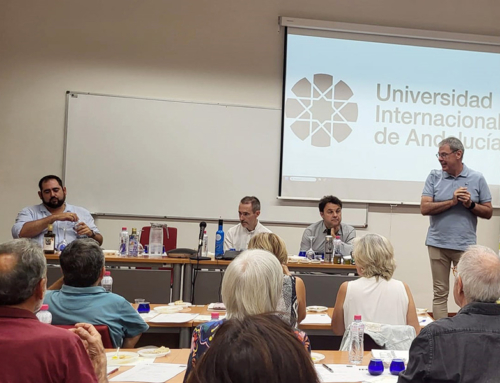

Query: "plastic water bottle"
left=324, top=235, right=333, bottom=263
left=333, top=236, right=342, bottom=264
left=215, top=219, right=224, bottom=258
left=149, top=224, right=164, bottom=256
left=128, top=228, right=139, bottom=257
left=101, top=271, right=113, bottom=292
left=36, top=304, right=52, bottom=324
left=348, top=315, right=365, bottom=364
left=119, top=227, right=129, bottom=257
left=202, top=230, right=209, bottom=257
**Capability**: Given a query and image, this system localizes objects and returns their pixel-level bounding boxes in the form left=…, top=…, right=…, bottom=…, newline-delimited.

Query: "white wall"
left=2, top=0, right=500, bottom=313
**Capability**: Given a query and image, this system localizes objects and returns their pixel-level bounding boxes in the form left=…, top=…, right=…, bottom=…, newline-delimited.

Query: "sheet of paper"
left=301, top=314, right=331, bottom=324
left=149, top=313, right=199, bottom=323
left=315, top=364, right=367, bottom=382
left=418, top=316, right=433, bottom=326
left=107, top=366, right=119, bottom=375
left=315, top=364, right=398, bottom=383
left=110, top=364, right=186, bottom=383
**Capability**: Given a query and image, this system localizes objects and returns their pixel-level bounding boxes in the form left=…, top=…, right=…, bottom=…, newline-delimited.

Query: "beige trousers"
left=428, top=246, right=463, bottom=320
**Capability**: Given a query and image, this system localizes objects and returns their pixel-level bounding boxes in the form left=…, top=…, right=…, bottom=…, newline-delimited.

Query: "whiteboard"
left=64, top=92, right=368, bottom=226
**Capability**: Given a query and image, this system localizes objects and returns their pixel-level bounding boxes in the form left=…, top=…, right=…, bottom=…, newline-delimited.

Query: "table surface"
left=141, top=304, right=433, bottom=331
left=108, top=349, right=374, bottom=383
left=45, top=253, right=358, bottom=269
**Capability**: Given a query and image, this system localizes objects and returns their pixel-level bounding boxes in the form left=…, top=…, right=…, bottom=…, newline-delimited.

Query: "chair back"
left=140, top=226, right=177, bottom=252
left=339, top=322, right=416, bottom=351
left=52, top=324, right=114, bottom=348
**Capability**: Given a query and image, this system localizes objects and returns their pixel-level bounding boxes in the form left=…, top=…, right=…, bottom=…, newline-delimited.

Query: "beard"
left=44, top=195, right=66, bottom=209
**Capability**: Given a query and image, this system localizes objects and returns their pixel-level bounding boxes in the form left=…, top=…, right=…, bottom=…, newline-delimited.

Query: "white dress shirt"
left=223, top=221, right=271, bottom=251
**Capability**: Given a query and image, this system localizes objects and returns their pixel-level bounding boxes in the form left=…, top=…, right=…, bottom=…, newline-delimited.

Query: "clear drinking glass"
left=56, top=226, right=68, bottom=251
left=306, top=236, right=315, bottom=260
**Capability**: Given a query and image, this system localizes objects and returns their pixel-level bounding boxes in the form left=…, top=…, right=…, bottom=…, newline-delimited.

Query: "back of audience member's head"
left=60, top=239, right=104, bottom=287
left=353, top=233, right=395, bottom=281
left=0, top=239, right=46, bottom=306
left=187, top=314, right=319, bottom=383
left=248, top=232, right=288, bottom=265
left=457, top=245, right=500, bottom=304
left=222, top=249, right=282, bottom=320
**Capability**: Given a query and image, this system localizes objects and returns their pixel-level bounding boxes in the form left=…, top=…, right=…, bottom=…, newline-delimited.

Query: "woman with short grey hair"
left=331, top=234, right=420, bottom=336
left=184, top=249, right=311, bottom=382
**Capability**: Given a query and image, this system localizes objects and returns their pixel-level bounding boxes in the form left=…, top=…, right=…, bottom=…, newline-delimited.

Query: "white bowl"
left=311, top=352, right=325, bottom=363
left=138, top=347, right=171, bottom=358
left=416, top=308, right=428, bottom=315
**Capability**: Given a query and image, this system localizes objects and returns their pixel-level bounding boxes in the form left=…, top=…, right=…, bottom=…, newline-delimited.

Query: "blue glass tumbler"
left=137, top=302, right=151, bottom=314
left=368, top=359, right=384, bottom=376
left=390, top=359, right=406, bottom=375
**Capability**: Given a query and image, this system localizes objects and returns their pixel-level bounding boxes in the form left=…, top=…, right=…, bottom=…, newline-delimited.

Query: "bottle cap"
left=336, top=236, right=341, bottom=239
left=105, top=271, right=111, bottom=276
left=122, top=227, right=127, bottom=231
left=47, top=224, right=53, bottom=231
left=204, top=230, right=207, bottom=234
left=354, top=315, right=362, bottom=321
left=41, top=304, right=49, bottom=310
left=218, top=219, right=223, bottom=226
left=211, top=312, right=220, bottom=320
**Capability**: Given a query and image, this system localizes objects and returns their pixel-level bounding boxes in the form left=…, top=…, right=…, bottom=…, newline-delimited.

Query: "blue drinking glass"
left=137, top=302, right=151, bottom=313
left=390, top=359, right=406, bottom=375
left=368, top=359, right=384, bottom=376
left=298, top=251, right=306, bottom=257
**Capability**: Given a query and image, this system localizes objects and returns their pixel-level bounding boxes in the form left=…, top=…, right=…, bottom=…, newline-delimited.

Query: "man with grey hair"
left=224, top=196, right=272, bottom=251
left=421, top=136, right=492, bottom=319
left=45, top=238, right=149, bottom=348
left=0, top=239, right=108, bottom=383
left=399, top=245, right=500, bottom=382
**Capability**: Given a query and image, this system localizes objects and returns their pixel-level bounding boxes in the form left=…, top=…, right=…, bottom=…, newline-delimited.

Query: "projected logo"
left=286, top=74, right=358, bottom=147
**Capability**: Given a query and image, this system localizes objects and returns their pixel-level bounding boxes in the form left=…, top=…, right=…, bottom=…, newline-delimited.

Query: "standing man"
left=421, top=137, right=492, bottom=320
left=224, top=196, right=272, bottom=251
left=300, top=195, right=355, bottom=256
left=12, top=175, right=103, bottom=246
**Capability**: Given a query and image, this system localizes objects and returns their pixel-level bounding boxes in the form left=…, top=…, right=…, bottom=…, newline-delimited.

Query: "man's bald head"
left=456, top=245, right=500, bottom=305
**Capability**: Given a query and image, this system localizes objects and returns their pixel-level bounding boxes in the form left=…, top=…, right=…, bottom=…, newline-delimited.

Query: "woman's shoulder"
left=291, top=328, right=311, bottom=351
left=195, top=319, right=225, bottom=336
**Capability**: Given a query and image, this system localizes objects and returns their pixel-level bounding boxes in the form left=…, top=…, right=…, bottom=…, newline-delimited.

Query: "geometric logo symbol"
left=285, top=74, right=358, bottom=147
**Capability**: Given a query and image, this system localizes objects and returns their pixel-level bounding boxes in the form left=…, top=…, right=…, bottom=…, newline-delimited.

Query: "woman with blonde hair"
left=248, top=232, right=306, bottom=327
left=331, top=233, right=420, bottom=335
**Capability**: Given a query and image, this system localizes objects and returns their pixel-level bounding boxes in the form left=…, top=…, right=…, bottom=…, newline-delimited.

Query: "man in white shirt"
left=224, top=196, right=272, bottom=251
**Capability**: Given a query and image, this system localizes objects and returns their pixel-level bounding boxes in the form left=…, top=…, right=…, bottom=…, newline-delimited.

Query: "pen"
left=322, top=364, right=334, bottom=373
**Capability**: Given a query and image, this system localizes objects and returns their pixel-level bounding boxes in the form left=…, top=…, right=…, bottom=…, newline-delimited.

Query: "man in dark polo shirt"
left=0, top=238, right=108, bottom=383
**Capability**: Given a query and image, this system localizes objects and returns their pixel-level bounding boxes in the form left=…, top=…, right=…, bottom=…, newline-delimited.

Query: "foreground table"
left=107, top=349, right=373, bottom=383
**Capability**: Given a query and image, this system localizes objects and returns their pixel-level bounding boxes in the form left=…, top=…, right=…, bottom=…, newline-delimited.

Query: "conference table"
left=45, top=254, right=358, bottom=305
left=108, top=349, right=375, bottom=383
left=140, top=304, right=434, bottom=348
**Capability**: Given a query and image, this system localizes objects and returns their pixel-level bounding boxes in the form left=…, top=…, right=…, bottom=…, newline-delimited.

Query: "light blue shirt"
left=44, top=285, right=149, bottom=347
left=422, top=164, right=491, bottom=251
left=11, top=203, right=99, bottom=246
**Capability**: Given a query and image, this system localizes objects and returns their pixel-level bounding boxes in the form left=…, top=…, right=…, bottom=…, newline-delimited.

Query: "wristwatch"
left=467, top=201, right=476, bottom=210
left=90, top=230, right=96, bottom=238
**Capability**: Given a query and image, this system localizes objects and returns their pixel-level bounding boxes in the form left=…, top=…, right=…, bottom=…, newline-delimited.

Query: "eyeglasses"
left=436, top=150, right=458, bottom=159
left=452, top=266, right=459, bottom=278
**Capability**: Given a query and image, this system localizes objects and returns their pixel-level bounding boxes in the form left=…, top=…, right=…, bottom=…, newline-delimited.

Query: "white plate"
left=168, top=301, right=192, bottom=307
left=207, top=302, right=226, bottom=311
left=416, top=308, right=428, bottom=315
left=311, top=352, right=325, bottom=363
left=103, top=250, right=119, bottom=256
left=138, top=347, right=171, bottom=358
left=155, top=306, right=183, bottom=314
left=310, top=259, right=322, bottom=264
left=307, top=306, right=328, bottom=313
left=106, top=351, right=139, bottom=365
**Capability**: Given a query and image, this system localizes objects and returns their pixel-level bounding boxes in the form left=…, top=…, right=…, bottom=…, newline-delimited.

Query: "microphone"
left=191, top=221, right=210, bottom=261
left=198, top=221, right=207, bottom=247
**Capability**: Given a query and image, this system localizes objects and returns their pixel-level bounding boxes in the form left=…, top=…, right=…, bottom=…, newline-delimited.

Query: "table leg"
left=183, top=263, right=193, bottom=303
left=172, top=263, right=182, bottom=302
left=179, top=327, right=192, bottom=348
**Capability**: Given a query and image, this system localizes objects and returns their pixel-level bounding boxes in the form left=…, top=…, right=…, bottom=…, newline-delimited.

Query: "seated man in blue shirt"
left=45, top=239, right=148, bottom=348
left=399, top=245, right=500, bottom=383
left=12, top=175, right=103, bottom=246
